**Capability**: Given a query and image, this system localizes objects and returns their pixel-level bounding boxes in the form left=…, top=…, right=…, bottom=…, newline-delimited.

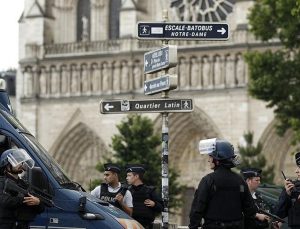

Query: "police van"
left=0, top=89, right=143, bottom=229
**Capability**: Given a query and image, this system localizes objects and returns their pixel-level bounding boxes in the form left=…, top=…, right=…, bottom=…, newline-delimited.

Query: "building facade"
left=17, top=0, right=297, bottom=223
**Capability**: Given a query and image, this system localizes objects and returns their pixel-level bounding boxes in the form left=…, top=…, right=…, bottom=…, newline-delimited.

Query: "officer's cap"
left=295, top=152, right=300, bottom=167
left=240, top=167, right=262, bottom=180
left=125, top=164, right=146, bottom=174
left=104, top=163, right=121, bottom=174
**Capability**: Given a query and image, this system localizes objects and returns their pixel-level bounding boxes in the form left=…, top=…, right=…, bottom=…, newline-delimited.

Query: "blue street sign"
left=144, top=74, right=177, bottom=95
left=137, top=22, right=229, bottom=40
left=100, top=98, right=193, bottom=114
left=144, top=45, right=177, bottom=74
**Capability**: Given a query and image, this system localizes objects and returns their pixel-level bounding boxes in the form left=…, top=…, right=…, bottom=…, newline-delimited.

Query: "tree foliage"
left=237, top=132, right=275, bottom=184
left=246, top=0, right=300, bottom=143
left=92, top=114, right=184, bottom=211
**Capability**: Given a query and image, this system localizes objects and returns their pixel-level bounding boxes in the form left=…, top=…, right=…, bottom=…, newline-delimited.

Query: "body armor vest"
left=99, top=183, right=127, bottom=210
left=129, top=185, right=155, bottom=222
left=204, top=171, right=244, bottom=222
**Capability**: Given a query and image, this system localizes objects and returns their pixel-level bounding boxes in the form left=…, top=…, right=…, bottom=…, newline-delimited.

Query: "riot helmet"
left=0, top=148, right=34, bottom=169
left=199, top=138, right=237, bottom=167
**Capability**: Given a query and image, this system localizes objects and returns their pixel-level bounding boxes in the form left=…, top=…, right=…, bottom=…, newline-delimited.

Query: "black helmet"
left=199, top=138, right=237, bottom=167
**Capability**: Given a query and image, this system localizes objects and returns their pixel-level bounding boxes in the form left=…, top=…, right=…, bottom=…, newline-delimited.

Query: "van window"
left=22, top=133, right=71, bottom=185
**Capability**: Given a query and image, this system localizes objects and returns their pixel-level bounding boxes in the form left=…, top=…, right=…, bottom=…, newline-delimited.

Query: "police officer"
left=91, top=163, right=133, bottom=216
left=189, top=138, right=257, bottom=229
left=241, top=168, right=270, bottom=228
left=126, top=164, right=163, bottom=229
left=276, top=152, right=300, bottom=228
left=0, top=149, right=44, bottom=229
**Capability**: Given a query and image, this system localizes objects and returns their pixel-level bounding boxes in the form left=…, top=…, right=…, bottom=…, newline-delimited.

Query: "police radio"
left=281, top=170, right=300, bottom=199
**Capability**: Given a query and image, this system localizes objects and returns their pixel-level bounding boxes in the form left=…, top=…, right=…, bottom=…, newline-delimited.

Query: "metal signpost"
left=144, top=45, right=177, bottom=74
left=137, top=18, right=229, bottom=229
left=137, top=22, right=229, bottom=40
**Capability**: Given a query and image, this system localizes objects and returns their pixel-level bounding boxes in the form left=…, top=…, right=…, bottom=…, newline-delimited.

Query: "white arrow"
left=217, top=27, right=226, bottom=35
left=144, top=84, right=148, bottom=91
left=104, top=103, right=114, bottom=111
left=145, top=59, right=148, bottom=67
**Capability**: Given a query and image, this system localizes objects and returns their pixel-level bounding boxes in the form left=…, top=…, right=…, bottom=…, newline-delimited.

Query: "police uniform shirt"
left=91, top=182, right=133, bottom=208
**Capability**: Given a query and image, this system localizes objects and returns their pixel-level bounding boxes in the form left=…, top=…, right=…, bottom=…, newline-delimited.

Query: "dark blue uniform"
left=189, top=166, right=257, bottom=229
left=129, top=184, right=163, bottom=229
left=0, top=175, right=44, bottom=229
left=276, top=189, right=300, bottom=229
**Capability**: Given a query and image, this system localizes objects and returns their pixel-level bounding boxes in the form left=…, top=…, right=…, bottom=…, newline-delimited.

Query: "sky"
left=0, top=0, right=24, bottom=71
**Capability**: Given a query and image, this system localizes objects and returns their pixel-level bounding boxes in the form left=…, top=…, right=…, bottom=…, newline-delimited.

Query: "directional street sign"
left=144, top=45, right=177, bottom=74
left=100, top=98, right=193, bottom=114
left=137, top=22, right=229, bottom=40
left=144, top=75, right=177, bottom=95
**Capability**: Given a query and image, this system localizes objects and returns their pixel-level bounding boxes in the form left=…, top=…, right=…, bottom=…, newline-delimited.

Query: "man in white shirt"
left=91, top=163, right=133, bottom=216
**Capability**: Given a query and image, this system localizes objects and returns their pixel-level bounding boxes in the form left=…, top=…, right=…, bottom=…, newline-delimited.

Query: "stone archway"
left=51, top=122, right=109, bottom=188
left=260, top=119, right=300, bottom=183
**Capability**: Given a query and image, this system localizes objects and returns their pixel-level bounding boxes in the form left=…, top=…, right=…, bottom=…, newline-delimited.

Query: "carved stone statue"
left=71, top=65, right=79, bottom=94
left=236, top=54, right=245, bottom=86
left=225, top=55, right=235, bottom=87
left=179, top=58, right=188, bottom=88
left=191, top=5, right=198, bottom=22
left=24, top=69, right=33, bottom=97
left=113, top=63, right=120, bottom=93
left=81, top=15, right=89, bottom=42
left=81, top=65, right=89, bottom=93
left=102, top=62, right=110, bottom=92
left=121, top=62, right=130, bottom=91
left=190, top=58, right=200, bottom=88
left=183, top=0, right=191, bottom=21
left=91, top=64, right=101, bottom=93
left=61, top=66, right=69, bottom=95
left=39, top=68, right=47, bottom=96
left=133, top=63, right=142, bottom=90
left=214, top=56, right=224, bottom=88
left=202, top=56, right=212, bottom=88
left=50, top=67, right=59, bottom=95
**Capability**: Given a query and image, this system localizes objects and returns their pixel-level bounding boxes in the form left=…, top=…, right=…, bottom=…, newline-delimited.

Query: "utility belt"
left=203, top=220, right=243, bottom=229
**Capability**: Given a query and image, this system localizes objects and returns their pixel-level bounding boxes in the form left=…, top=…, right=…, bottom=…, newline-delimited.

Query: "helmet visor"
left=7, top=149, right=34, bottom=169
left=199, top=138, right=217, bottom=155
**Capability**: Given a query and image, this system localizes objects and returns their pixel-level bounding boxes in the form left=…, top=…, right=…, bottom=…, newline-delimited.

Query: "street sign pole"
left=161, top=10, right=169, bottom=229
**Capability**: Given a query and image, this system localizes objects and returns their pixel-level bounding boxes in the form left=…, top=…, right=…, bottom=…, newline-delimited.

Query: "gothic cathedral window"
left=170, top=0, right=234, bottom=22
left=109, top=0, right=121, bottom=39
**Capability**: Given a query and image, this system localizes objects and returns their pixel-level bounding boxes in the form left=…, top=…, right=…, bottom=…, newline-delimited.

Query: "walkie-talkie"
left=281, top=170, right=292, bottom=181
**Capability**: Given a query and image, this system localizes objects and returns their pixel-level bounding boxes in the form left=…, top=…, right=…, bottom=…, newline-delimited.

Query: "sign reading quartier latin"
left=144, top=45, right=177, bottom=74
left=100, top=99, right=193, bottom=114
left=137, top=22, right=229, bottom=40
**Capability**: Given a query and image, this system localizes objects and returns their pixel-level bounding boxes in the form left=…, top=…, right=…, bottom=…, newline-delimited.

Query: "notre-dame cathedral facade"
left=17, top=0, right=297, bottom=223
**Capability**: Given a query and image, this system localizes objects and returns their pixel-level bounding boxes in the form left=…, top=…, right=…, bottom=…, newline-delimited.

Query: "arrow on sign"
left=144, top=84, right=148, bottom=91
left=104, top=103, right=114, bottom=111
left=217, top=27, right=226, bottom=35
left=145, top=59, right=149, bottom=67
